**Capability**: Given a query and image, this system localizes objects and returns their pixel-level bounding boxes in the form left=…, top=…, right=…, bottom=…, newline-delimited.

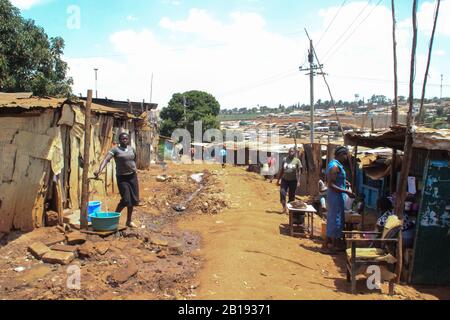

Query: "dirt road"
left=0, top=164, right=448, bottom=300
left=180, top=165, right=450, bottom=300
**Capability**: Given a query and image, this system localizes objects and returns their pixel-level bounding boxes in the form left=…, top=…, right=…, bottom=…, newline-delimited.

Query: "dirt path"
left=180, top=165, right=450, bottom=300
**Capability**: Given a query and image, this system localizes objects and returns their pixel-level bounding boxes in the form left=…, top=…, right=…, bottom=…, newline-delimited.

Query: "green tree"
left=0, top=0, right=73, bottom=96
left=160, top=90, right=221, bottom=137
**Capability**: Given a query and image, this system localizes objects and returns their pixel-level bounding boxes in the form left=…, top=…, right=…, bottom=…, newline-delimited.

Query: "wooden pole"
left=391, top=0, right=399, bottom=126
left=352, top=145, right=358, bottom=195
left=128, top=99, right=133, bottom=114
left=390, top=0, right=399, bottom=198
left=394, top=0, right=418, bottom=283
left=80, top=90, right=93, bottom=230
left=418, top=0, right=441, bottom=124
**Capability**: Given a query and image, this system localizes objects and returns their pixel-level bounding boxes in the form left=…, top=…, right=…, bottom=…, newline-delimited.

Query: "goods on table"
left=289, top=201, right=307, bottom=209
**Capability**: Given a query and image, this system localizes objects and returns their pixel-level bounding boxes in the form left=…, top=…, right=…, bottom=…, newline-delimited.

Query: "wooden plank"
left=80, top=225, right=127, bottom=237
left=55, top=176, right=64, bottom=226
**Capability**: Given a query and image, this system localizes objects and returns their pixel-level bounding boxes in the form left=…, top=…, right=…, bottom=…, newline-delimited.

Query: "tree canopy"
left=0, top=0, right=73, bottom=96
left=160, top=90, right=221, bottom=137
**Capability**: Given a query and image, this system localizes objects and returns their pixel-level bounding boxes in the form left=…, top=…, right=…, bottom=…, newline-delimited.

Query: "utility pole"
left=440, top=74, right=444, bottom=104
left=94, top=68, right=99, bottom=99
left=300, top=39, right=324, bottom=144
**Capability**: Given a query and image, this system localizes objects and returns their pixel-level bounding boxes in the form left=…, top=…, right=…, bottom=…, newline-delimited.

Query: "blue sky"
left=12, top=0, right=450, bottom=108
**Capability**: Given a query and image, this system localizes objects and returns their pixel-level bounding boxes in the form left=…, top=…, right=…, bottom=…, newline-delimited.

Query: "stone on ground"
left=51, top=244, right=79, bottom=253
left=95, top=242, right=110, bottom=255
left=78, top=241, right=96, bottom=259
left=66, top=231, right=87, bottom=245
left=45, top=211, right=59, bottom=227
left=108, top=262, right=138, bottom=285
left=42, top=250, right=75, bottom=265
left=43, top=234, right=66, bottom=247
left=28, top=242, right=51, bottom=259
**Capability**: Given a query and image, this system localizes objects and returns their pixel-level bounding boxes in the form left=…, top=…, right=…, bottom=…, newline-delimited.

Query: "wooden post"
left=390, top=149, right=397, bottom=193
left=128, top=99, right=133, bottom=114
left=390, top=0, right=399, bottom=219
left=394, top=0, right=418, bottom=283
left=391, top=0, right=399, bottom=126
left=418, top=0, right=441, bottom=124
left=80, top=90, right=93, bottom=230
left=352, top=145, right=358, bottom=195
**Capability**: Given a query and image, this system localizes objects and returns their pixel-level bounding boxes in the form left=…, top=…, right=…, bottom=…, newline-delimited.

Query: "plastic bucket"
left=89, top=212, right=121, bottom=232
left=87, top=201, right=102, bottom=223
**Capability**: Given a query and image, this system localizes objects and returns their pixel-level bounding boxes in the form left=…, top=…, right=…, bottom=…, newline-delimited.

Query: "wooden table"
left=287, top=204, right=317, bottom=238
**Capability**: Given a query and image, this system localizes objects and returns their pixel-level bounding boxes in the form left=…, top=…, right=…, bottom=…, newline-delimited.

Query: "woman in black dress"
left=95, top=132, right=140, bottom=228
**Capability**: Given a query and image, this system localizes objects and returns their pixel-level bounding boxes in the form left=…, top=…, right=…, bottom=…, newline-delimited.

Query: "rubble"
left=17, top=265, right=52, bottom=284
left=45, top=211, right=59, bottom=227
left=157, top=251, right=167, bottom=259
left=28, top=242, right=51, bottom=259
left=43, top=234, right=66, bottom=247
left=156, top=175, right=168, bottom=182
left=66, top=231, right=87, bottom=245
left=142, top=254, right=157, bottom=263
left=169, top=243, right=183, bottom=256
left=42, top=251, right=75, bottom=265
left=95, top=242, right=110, bottom=255
left=78, top=242, right=96, bottom=259
left=151, top=238, right=169, bottom=247
left=108, top=262, right=138, bottom=286
left=51, top=244, right=79, bottom=254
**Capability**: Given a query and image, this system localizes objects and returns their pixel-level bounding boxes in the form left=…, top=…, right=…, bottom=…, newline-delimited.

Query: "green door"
left=411, top=160, right=450, bottom=285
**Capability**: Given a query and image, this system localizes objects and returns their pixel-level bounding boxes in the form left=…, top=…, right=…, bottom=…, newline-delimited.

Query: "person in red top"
left=267, top=153, right=277, bottom=183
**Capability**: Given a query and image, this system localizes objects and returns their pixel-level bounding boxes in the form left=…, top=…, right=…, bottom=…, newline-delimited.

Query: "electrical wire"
left=316, top=0, right=348, bottom=49
left=323, top=0, right=384, bottom=63
left=320, top=0, right=373, bottom=62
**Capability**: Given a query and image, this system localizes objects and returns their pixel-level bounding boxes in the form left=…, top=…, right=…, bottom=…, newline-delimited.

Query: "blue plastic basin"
left=89, top=212, right=121, bottom=232
left=87, top=201, right=102, bottom=223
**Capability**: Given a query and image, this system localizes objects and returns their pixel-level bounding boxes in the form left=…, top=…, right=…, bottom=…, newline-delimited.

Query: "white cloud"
left=10, top=0, right=45, bottom=10
left=126, top=15, right=139, bottom=22
left=67, top=2, right=448, bottom=109
left=416, top=0, right=450, bottom=37
left=161, top=0, right=181, bottom=6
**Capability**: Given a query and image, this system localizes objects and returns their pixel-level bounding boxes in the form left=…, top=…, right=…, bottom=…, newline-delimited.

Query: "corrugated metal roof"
left=345, top=125, right=450, bottom=151
left=0, top=95, right=136, bottom=118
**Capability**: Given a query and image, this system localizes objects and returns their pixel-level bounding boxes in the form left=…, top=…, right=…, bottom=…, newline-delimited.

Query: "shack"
left=0, top=93, right=156, bottom=233
left=345, top=125, right=450, bottom=285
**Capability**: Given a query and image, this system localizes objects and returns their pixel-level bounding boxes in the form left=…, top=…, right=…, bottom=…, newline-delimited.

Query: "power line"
left=316, top=0, right=348, bottom=49
left=330, top=74, right=450, bottom=87
left=323, top=0, right=384, bottom=63
left=320, top=0, right=373, bottom=62
left=219, top=70, right=299, bottom=97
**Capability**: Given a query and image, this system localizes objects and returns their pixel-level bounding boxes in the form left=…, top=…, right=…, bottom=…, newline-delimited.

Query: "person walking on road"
left=277, top=148, right=302, bottom=214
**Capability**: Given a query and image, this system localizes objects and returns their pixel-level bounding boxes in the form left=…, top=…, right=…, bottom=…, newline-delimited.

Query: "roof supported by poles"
left=344, top=125, right=450, bottom=152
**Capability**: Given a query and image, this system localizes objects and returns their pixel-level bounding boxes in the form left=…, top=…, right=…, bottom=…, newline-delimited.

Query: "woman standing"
left=323, top=146, right=355, bottom=252
left=95, top=132, right=140, bottom=228
left=277, top=148, right=302, bottom=214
